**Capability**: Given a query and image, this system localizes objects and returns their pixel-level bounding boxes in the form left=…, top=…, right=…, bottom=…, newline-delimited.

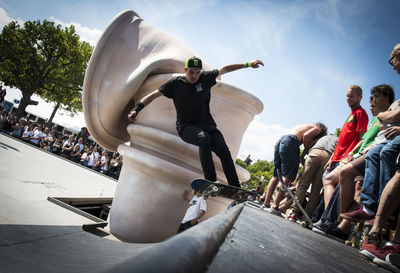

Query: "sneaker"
left=369, top=244, right=400, bottom=272
left=260, top=204, right=271, bottom=210
left=341, top=206, right=375, bottom=222
left=385, top=253, right=400, bottom=273
left=288, top=212, right=301, bottom=222
left=327, top=226, right=349, bottom=241
left=312, top=221, right=334, bottom=235
left=360, top=233, right=400, bottom=261
left=264, top=206, right=283, bottom=216
left=360, top=232, right=383, bottom=260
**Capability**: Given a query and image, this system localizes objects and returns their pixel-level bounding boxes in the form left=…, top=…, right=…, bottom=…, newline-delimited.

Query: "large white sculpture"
left=82, top=10, right=263, bottom=243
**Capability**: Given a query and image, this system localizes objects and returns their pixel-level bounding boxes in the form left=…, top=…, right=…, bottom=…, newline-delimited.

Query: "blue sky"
left=1, top=0, right=399, bottom=161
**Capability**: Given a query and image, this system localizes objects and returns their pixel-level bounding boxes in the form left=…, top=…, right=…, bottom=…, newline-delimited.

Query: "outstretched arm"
left=127, top=90, right=162, bottom=122
left=218, top=60, right=264, bottom=77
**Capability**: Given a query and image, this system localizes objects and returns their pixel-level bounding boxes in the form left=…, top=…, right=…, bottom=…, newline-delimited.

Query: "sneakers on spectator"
left=340, top=206, right=375, bottom=222
left=263, top=206, right=283, bottom=216
left=312, top=221, right=333, bottom=235
left=385, top=253, right=400, bottom=273
left=359, top=232, right=400, bottom=261
left=260, top=203, right=271, bottom=211
left=288, top=212, right=301, bottom=222
left=327, top=226, right=349, bottom=241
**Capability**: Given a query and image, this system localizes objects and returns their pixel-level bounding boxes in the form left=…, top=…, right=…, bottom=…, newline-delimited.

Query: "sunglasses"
left=389, top=55, right=398, bottom=66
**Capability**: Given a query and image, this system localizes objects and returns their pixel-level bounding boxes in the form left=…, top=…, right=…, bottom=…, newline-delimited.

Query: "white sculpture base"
left=108, top=125, right=247, bottom=243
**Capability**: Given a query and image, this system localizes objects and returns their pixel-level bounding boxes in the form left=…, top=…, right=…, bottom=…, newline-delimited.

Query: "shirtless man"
left=261, top=123, right=327, bottom=215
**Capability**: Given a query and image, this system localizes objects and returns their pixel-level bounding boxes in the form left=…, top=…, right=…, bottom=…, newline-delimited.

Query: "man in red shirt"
left=322, top=85, right=369, bottom=209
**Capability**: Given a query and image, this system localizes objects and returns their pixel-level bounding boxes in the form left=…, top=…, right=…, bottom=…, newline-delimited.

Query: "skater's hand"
left=127, top=109, right=138, bottom=122
left=249, top=60, right=264, bottom=68
left=190, top=219, right=198, bottom=225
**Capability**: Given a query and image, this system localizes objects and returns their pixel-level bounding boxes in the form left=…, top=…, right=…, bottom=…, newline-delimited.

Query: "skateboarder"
left=177, top=190, right=207, bottom=233
left=128, top=56, right=264, bottom=187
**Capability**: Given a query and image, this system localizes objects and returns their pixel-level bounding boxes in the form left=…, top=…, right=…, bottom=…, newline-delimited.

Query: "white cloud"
left=238, top=118, right=289, bottom=162
left=0, top=7, right=23, bottom=28
left=50, top=16, right=102, bottom=46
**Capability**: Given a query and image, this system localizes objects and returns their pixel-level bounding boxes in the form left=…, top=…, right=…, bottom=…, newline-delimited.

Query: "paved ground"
left=208, top=204, right=385, bottom=273
left=0, top=133, right=389, bottom=272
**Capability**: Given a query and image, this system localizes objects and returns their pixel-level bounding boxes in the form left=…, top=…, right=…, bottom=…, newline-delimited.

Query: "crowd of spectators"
left=0, top=107, right=122, bottom=180
left=254, top=43, right=400, bottom=271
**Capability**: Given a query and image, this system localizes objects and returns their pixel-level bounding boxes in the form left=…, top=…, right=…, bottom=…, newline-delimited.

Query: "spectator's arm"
left=377, top=106, right=400, bottom=124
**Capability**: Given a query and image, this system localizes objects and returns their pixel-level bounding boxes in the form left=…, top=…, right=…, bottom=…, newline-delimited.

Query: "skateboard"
left=342, top=216, right=372, bottom=249
left=191, top=178, right=256, bottom=203
left=277, top=169, right=314, bottom=228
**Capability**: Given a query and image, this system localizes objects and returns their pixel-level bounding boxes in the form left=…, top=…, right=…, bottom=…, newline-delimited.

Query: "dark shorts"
left=273, top=134, right=300, bottom=179
left=177, top=220, right=197, bottom=234
left=351, top=154, right=366, bottom=174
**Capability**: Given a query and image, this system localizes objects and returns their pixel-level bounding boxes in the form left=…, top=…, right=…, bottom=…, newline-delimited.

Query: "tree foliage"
left=236, top=158, right=274, bottom=193
left=0, top=19, right=93, bottom=120
left=237, top=157, right=303, bottom=194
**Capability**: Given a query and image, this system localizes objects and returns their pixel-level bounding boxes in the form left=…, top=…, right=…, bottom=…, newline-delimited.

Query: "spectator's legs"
left=264, top=176, right=279, bottom=206
left=360, top=142, right=386, bottom=212
left=323, top=169, right=340, bottom=209
left=378, top=136, right=400, bottom=200
left=320, top=184, right=341, bottom=225
left=339, top=164, right=361, bottom=215
left=369, top=171, right=400, bottom=236
left=291, top=153, right=316, bottom=214
left=303, top=149, right=330, bottom=216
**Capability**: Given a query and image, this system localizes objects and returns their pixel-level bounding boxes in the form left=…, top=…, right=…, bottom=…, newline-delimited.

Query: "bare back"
left=289, top=124, right=320, bottom=147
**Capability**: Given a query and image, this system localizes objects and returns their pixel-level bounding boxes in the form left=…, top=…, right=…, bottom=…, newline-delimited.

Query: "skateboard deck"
left=191, top=178, right=256, bottom=203
left=341, top=215, right=372, bottom=249
left=277, top=169, right=314, bottom=228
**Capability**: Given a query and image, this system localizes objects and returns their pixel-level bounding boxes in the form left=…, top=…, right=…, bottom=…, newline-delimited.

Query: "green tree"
left=236, top=159, right=274, bottom=193
left=0, top=20, right=93, bottom=120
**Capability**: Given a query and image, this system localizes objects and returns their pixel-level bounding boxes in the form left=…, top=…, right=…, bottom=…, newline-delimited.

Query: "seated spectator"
left=312, top=85, right=368, bottom=233
left=108, top=152, right=120, bottom=179
left=60, top=135, right=74, bottom=159
left=2, top=113, right=13, bottom=134
left=21, top=124, right=34, bottom=143
left=325, top=85, right=395, bottom=239
left=10, top=122, right=23, bottom=139
left=39, top=127, right=51, bottom=150
left=99, top=150, right=109, bottom=174
left=46, top=129, right=57, bottom=148
left=77, top=137, right=84, bottom=153
left=342, top=96, right=400, bottom=221
left=80, top=146, right=90, bottom=166
left=70, top=143, right=81, bottom=163
left=51, top=136, right=64, bottom=155
left=30, top=124, right=44, bottom=147
left=360, top=155, right=400, bottom=269
left=0, top=110, right=7, bottom=131
left=87, top=146, right=99, bottom=170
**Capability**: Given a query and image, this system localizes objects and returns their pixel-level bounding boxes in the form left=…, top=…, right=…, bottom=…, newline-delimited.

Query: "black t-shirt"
left=159, top=69, right=219, bottom=127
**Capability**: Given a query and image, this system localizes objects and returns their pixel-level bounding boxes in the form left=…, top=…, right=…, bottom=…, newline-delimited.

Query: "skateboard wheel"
left=247, top=195, right=254, bottom=201
left=211, top=186, right=219, bottom=192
